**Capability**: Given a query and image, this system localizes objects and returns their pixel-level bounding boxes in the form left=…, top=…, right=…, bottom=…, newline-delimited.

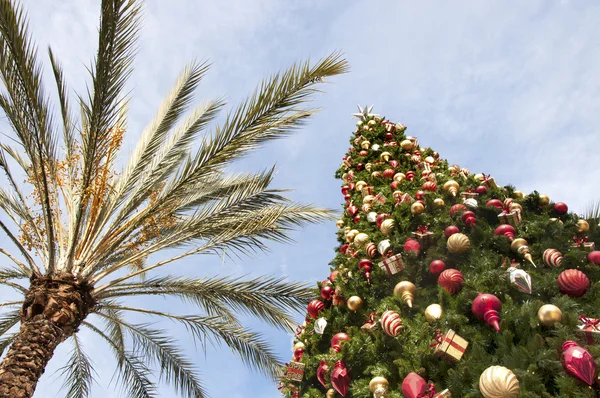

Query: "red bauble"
left=331, top=332, right=351, bottom=352
left=404, top=238, right=421, bottom=254
left=554, top=202, right=568, bottom=215
left=472, top=293, right=502, bottom=332
left=406, top=171, right=415, bottom=181
left=331, top=361, right=350, bottom=396
left=450, top=203, right=468, bottom=217
left=359, top=150, right=368, bottom=157
left=495, top=224, right=516, bottom=241
left=383, top=168, right=395, bottom=179
left=343, top=193, right=352, bottom=202
left=307, top=299, right=325, bottom=318
left=346, top=205, right=358, bottom=216
left=422, top=181, right=437, bottom=192
left=430, top=259, right=446, bottom=274
left=341, top=185, right=349, bottom=195
left=415, top=190, right=425, bottom=200
left=385, top=132, right=394, bottom=140
left=444, top=225, right=460, bottom=237
left=588, top=251, right=600, bottom=265
left=317, top=361, right=329, bottom=388
left=353, top=215, right=360, bottom=223
left=438, top=269, right=464, bottom=294
left=339, top=244, right=349, bottom=255
left=461, top=210, right=476, bottom=226
left=401, top=372, right=427, bottom=398
left=562, top=341, right=596, bottom=386
left=329, top=270, right=339, bottom=283
left=389, top=159, right=399, bottom=168
left=293, top=347, right=304, bottom=361
left=321, top=285, right=334, bottom=300
left=376, top=213, right=389, bottom=227
left=486, top=199, right=503, bottom=210
left=348, top=182, right=355, bottom=191
left=476, top=185, right=488, bottom=195
left=358, top=259, right=373, bottom=280
left=557, top=269, right=590, bottom=297
left=390, top=181, right=399, bottom=190
left=356, top=163, right=364, bottom=171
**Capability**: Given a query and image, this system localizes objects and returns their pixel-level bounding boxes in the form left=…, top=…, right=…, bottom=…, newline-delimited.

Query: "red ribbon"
left=295, top=325, right=303, bottom=337
left=385, top=249, right=394, bottom=258
left=430, top=329, right=443, bottom=347
left=417, top=225, right=430, bottom=234
left=417, top=383, right=437, bottom=398
left=578, top=316, right=600, bottom=345
left=573, top=236, right=589, bottom=247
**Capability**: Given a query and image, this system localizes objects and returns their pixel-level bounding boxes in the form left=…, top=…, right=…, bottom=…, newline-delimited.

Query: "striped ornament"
left=366, top=242, right=377, bottom=258
left=543, top=249, right=563, bottom=267
left=380, top=310, right=402, bottom=337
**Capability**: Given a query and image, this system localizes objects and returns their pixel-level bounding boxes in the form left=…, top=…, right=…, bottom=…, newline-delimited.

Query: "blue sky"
left=1, top=0, right=600, bottom=397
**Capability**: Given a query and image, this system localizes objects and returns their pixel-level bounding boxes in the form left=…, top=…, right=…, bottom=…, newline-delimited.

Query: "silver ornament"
left=314, top=317, right=328, bottom=334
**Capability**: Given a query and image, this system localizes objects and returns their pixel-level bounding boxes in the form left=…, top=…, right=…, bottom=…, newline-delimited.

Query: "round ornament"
left=404, top=238, right=421, bottom=254
left=537, top=304, right=562, bottom=327
left=347, top=296, right=363, bottom=312
left=557, top=269, right=590, bottom=297
left=495, top=224, right=516, bottom=241
left=411, top=201, right=425, bottom=215
left=335, top=219, right=344, bottom=229
left=472, top=293, right=502, bottom=332
left=449, top=203, right=467, bottom=217
left=331, top=332, right=350, bottom=352
left=486, top=199, right=503, bottom=210
left=447, top=233, right=470, bottom=254
left=463, top=198, right=478, bottom=209
left=430, top=259, right=446, bottom=274
left=308, top=299, right=325, bottom=318
left=369, top=376, right=389, bottom=398
left=538, top=194, right=550, bottom=205
left=476, top=185, right=488, bottom=195
left=588, top=251, right=600, bottom=265
left=438, top=269, right=464, bottom=294
left=425, top=304, right=443, bottom=322
left=433, top=198, right=445, bottom=207
left=400, top=139, right=413, bottom=150
left=543, top=249, right=563, bottom=267
left=479, top=366, right=520, bottom=398
left=380, top=218, right=395, bottom=235
left=577, top=219, right=590, bottom=233
left=321, top=285, right=334, bottom=300
left=554, top=202, right=568, bottom=215
left=380, top=310, right=402, bottom=337
left=394, top=281, right=417, bottom=308
left=422, top=181, right=437, bottom=192
left=353, top=232, right=369, bottom=248
left=513, top=190, right=524, bottom=198
left=444, top=225, right=460, bottom=237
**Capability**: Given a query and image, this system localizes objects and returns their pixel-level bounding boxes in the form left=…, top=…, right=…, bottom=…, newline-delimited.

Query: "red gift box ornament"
left=472, top=293, right=502, bottom=332
left=577, top=316, right=600, bottom=345
left=283, top=361, right=305, bottom=383
left=331, top=361, right=350, bottom=396
left=573, top=236, right=596, bottom=252
left=377, top=253, right=404, bottom=275
left=562, top=341, right=596, bottom=386
left=412, top=225, right=435, bottom=249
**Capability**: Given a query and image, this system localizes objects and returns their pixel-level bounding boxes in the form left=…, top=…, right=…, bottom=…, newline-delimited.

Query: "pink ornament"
left=587, top=251, right=600, bottom=265
left=308, top=300, right=325, bottom=318
left=495, top=224, right=516, bottom=241
left=383, top=168, right=395, bottom=179
left=557, top=269, right=590, bottom=297
left=554, top=202, right=568, bottom=215
left=445, top=225, right=460, bottom=237
left=438, top=269, right=464, bottom=294
left=476, top=185, right=488, bottom=195
left=317, top=361, right=329, bottom=388
left=450, top=203, right=467, bottom=217
left=404, top=238, right=421, bottom=254
left=562, top=341, right=596, bottom=386
left=331, top=361, right=350, bottom=396
left=390, top=181, right=399, bottom=190
left=486, top=199, right=503, bottom=210
left=472, top=293, right=502, bottom=332
left=415, top=190, right=425, bottom=200
left=402, top=372, right=427, bottom=398
left=430, top=260, right=446, bottom=274
left=331, top=332, right=350, bottom=352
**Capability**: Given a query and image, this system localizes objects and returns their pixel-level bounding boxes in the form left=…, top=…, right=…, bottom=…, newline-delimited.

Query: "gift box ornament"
left=573, top=236, right=596, bottom=252
left=432, top=329, right=468, bottom=362
left=284, top=361, right=305, bottom=382
left=482, top=174, right=498, bottom=188
left=577, top=316, right=600, bottom=345
left=378, top=253, right=405, bottom=275
left=460, top=191, right=479, bottom=200
left=418, top=162, right=432, bottom=173
left=411, top=225, right=435, bottom=249
left=498, top=209, right=521, bottom=226
left=361, top=185, right=374, bottom=197
left=361, top=312, right=380, bottom=333
left=373, top=192, right=387, bottom=205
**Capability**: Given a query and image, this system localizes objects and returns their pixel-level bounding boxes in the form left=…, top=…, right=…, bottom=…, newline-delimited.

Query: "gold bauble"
left=394, top=281, right=417, bottom=308
left=361, top=140, right=371, bottom=149
left=345, top=229, right=359, bottom=243
left=371, top=171, right=381, bottom=179
left=425, top=304, right=443, bottom=322
left=537, top=304, right=562, bottom=327
left=425, top=155, right=435, bottom=164
left=510, top=238, right=535, bottom=266
left=380, top=151, right=392, bottom=161
left=369, top=376, right=389, bottom=397
left=293, top=342, right=305, bottom=351
left=411, top=201, right=425, bottom=215
left=510, top=202, right=523, bottom=213
left=479, top=366, right=520, bottom=398
left=347, top=295, right=363, bottom=312
left=336, top=220, right=344, bottom=229
left=365, top=163, right=373, bottom=171
left=400, top=139, right=414, bottom=151
left=393, top=172, right=406, bottom=182
left=538, top=194, right=550, bottom=205
left=355, top=181, right=367, bottom=192
left=433, top=198, right=445, bottom=207
left=448, top=165, right=459, bottom=173
left=577, top=219, right=590, bottom=233
left=353, top=232, right=370, bottom=248
left=380, top=219, right=395, bottom=235
left=443, top=180, right=460, bottom=197
left=368, top=119, right=377, bottom=126
left=447, top=233, right=471, bottom=254
left=474, top=173, right=485, bottom=181
left=363, top=195, right=375, bottom=204
left=326, top=389, right=336, bottom=398
left=513, top=190, right=524, bottom=198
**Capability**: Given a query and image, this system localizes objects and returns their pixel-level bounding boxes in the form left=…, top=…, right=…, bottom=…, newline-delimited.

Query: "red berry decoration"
left=356, top=163, right=364, bottom=171
left=430, top=259, right=446, bottom=274
left=402, top=372, right=427, bottom=398
left=486, top=199, right=503, bottom=210
left=403, top=238, right=421, bottom=254
left=475, top=185, right=488, bottom=195
left=588, top=251, right=600, bottom=265
left=331, top=332, right=351, bottom=352
left=445, top=225, right=460, bottom=237
left=438, top=269, right=464, bottom=294
left=461, top=210, right=476, bottom=226
left=562, top=341, right=596, bottom=386
left=331, top=361, right=350, bottom=396
left=554, top=202, right=568, bottom=215
left=450, top=203, right=468, bottom=217
left=316, top=361, right=329, bottom=388
left=472, top=293, right=502, bottom=332
left=307, top=299, right=325, bottom=318
left=557, top=269, right=590, bottom=297
left=495, top=224, right=516, bottom=241
left=422, top=181, right=437, bottom=192
left=321, top=285, right=334, bottom=300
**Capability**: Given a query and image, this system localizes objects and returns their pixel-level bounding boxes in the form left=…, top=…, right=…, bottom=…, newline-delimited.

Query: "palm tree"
left=0, top=1, right=348, bottom=396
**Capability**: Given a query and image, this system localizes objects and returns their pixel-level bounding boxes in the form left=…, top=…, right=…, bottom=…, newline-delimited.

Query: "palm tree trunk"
left=0, top=319, right=63, bottom=398
left=0, top=274, right=95, bottom=398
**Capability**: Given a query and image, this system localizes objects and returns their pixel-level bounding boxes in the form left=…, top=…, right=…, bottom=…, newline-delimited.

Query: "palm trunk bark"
left=0, top=274, right=95, bottom=398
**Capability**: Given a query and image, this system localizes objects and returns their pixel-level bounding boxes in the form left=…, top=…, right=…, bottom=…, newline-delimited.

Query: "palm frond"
left=0, top=333, right=16, bottom=356
left=60, top=333, right=96, bottom=398
left=583, top=200, right=600, bottom=221
left=82, top=321, right=156, bottom=398
left=0, top=218, right=38, bottom=274
left=93, top=309, right=206, bottom=398
left=0, top=309, right=20, bottom=335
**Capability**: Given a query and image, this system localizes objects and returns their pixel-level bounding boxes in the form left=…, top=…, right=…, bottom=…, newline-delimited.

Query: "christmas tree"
left=279, top=106, right=600, bottom=398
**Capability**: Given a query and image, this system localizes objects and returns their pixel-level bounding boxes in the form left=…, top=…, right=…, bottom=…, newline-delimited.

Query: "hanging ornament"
left=479, top=366, right=520, bottom=398
left=347, top=296, right=363, bottom=312
left=321, top=285, right=334, bottom=300
left=447, top=233, right=470, bottom=254
left=443, top=180, right=460, bottom=197
left=369, top=376, right=389, bottom=398
left=461, top=210, right=477, bottom=227
left=411, top=201, right=425, bottom=215
left=401, top=373, right=427, bottom=398
left=449, top=203, right=467, bottom=217
left=577, top=219, right=590, bottom=233
left=365, top=242, right=377, bottom=258
left=507, top=266, right=532, bottom=294
left=393, top=172, right=406, bottom=183
left=380, top=151, right=392, bottom=161
left=510, top=238, right=535, bottom=267
left=433, top=198, right=445, bottom=207
left=537, top=304, right=562, bottom=327
left=353, top=232, right=369, bottom=248
left=432, top=329, right=469, bottom=362
left=486, top=199, right=503, bottom=210
left=557, top=269, right=590, bottom=297
left=423, top=181, right=437, bottom=192
left=438, top=269, right=464, bottom=294
left=541, top=248, right=563, bottom=267
left=377, top=239, right=391, bottom=256
left=317, top=361, right=329, bottom=388
left=429, top=259, right=446, bottom=274
left=380, top=218, right=395, bottom=235
left=358, top=259, right=373, bottom=282
left=382, top=168, right=395, bottom=179
left=538, top=194, right=550, bottom=205
left=380, top=310, right=403, bottom=337
left=463, top=198, right=478, bottom=209
left=326, top=389, right=336, bottom=398
left=307, top=300, right=325, bottom=318
left=400, top=139, right=414, bottom=150
left=472, top=293, right=502, bottom=332
left=554, top=202, right=568, bottom=215
left=336, top=220, right=344, bottom=229
left=394, top=281, right=417, bottom=308
left=331, top=332, right=351, bottom=352
left=404, top=238, right=421, bottom=254
left=444, top=225, right=460, bottom=237
left=562, top=341, right=596, bottom=386
left=314, top=317, right=328, bottom=334
left=494, top=224, right=516, bottom=241
left=475, top=185, right=488, bottom=195
left=589, top=250, right=600, bottom=265
left=425, top=304, right=443, bottom=322
left=406, top=171, right=415, bottom=181
left=331, top=361, right=350, bottom=396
